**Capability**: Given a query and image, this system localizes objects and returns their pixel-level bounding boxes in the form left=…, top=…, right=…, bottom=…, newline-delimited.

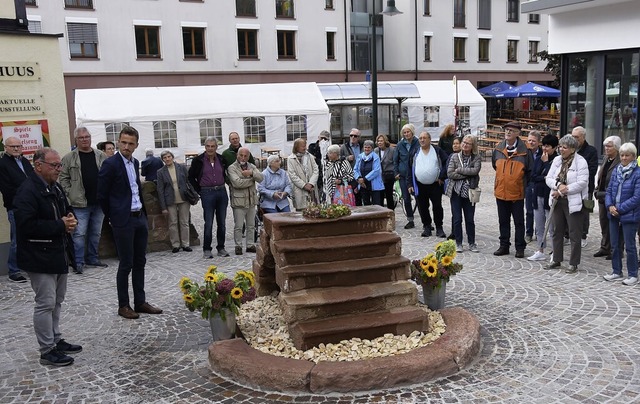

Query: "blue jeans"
left=399, top=176, right=414, bottom=221
left=7, top=210, right=20, bottom=275
left=262, top=206, right=290, bottom=214
left=450, top=191, right=476, bottom=245
left=525, top=185, right=535, bottom=237
left=201, top=188, right=228, bottom=252
left=112, top=215, right=148, bottom=308
left=609, top=217, right=639, bottom=278
left=72, top=204, right=105, bottom=266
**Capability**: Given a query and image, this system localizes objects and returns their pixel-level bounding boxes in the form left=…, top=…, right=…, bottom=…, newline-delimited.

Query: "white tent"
left=402, top=80, right=487, bottom=140
left=75, top=82, right=330, bottom=162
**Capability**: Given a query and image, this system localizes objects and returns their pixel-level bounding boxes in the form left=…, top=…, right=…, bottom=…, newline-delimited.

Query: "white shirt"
left=414, top=147, right=439, bottom=185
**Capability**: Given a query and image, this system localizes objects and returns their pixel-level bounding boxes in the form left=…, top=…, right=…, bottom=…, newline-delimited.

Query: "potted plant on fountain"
left=410, top=240, right=463, bottom=310
left=179, top=265, right=257, bottom=341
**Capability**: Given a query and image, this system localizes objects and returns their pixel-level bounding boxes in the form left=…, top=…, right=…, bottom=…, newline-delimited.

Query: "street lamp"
left=371, top=1, right=402, bottom=139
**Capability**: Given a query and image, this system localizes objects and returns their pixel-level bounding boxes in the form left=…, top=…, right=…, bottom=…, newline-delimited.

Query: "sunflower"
left=429, top=257, right=438, bottom=267
left=441, top=255, right=453, bottom=266
left=213, top=272, right=226, bottom=283
left=183, top=294, right=194, bottom=303
left=231, top=287, right=243, bottom=299
left=179, top=277, right=191, bottom=292
left=207, top=265, right=218, bottom=274
left=420, top=258, right=430, bottom=270
left=204, top=272, right=216, bottom=282
left=424, top=263, right=438, bottom=278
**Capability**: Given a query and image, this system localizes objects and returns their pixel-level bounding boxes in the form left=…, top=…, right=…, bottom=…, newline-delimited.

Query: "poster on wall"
left=0, top=120, right=49, bottom=160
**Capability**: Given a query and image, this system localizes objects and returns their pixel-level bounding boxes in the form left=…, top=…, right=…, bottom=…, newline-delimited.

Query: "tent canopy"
left=495, top=82, right=560, bottom=98
left=478, top=81, right=514, bottom=97
left=75, top=82, right=329, bottom=124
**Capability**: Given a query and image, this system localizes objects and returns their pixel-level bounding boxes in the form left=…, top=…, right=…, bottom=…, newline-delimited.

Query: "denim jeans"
left=72, top=204, right=105, bottom=266
left=450, top=191, right=476, bottom=245
left=609, top=217, right=639, bottom=278
left=29, top=272, right=68, bottom=353
left=112, top=215, right=148, bottom=308
left=262, top=205, right=290, bottom=214
left=525, top=185, right=535, bottom=237
left=7, top=210, right=20, bottom=275
left=201, top=188, right=228, bottom=252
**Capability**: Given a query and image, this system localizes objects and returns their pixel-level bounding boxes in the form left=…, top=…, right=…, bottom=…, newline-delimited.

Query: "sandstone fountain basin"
left=209, top=205, right=480, bottom=393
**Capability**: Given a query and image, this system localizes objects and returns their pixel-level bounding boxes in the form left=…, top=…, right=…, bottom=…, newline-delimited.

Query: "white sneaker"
left=456, top=244, right=463, bottom=253
left=469, top=244, right=479, bottom=253
left=581, top=237, right=588, bottom=248
left=527, top=251, right=547, bottom=261
left=603, top=273, right=623, bottom=282
left=622, top=277, right=638, bottom=286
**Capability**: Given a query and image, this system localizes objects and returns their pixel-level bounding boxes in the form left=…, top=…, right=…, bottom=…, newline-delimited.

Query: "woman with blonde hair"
left=286, top=138, right=319, bottom=210
left=375, top=134, right=396, bottom=209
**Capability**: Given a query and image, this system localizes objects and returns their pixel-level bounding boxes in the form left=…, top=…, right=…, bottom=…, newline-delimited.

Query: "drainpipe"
left=414, top=0, right=418, bottom=80
left=344, top=0, right=349, bottom=82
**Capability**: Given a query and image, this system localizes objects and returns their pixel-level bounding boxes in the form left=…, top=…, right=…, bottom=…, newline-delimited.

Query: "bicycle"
left=393, top=180, right=417, bottom=216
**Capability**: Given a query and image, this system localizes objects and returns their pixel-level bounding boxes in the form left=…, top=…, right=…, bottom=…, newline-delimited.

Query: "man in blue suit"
left=97, top=126, right=162, bottom=320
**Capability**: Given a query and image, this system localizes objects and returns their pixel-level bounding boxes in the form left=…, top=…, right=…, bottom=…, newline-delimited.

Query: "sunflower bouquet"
left=410, top=240, right=463, bottom=290
left=179, top=265, right=257, bottom=320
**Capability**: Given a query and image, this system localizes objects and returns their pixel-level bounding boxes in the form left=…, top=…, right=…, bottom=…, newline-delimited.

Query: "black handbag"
left=185, top=183, right=200, bottom=205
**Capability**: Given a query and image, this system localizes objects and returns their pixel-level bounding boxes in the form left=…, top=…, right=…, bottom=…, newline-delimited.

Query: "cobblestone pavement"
left=2, top=164, right=640, bottom=403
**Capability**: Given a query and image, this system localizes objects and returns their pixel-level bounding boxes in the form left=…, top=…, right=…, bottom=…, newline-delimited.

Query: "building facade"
left=523, top=0, right=639, bottom=150
left=25, top=0, right=552, bottom=137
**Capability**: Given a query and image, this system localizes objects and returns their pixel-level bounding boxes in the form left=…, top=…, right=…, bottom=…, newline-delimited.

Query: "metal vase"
left=209, top=309, right=236, bottom=341
left=421, top=282, right=447, bottom=311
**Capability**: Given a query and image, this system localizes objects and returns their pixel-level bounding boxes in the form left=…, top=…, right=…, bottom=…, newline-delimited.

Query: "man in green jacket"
left=221, top=131, right=255, bottom=167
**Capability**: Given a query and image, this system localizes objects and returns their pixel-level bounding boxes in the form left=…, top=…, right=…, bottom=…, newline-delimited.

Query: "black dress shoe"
left=593, top=250, right=609, bottom=257
left=605, top=255, right=612, bottom=260
left=421, top=229, right=432, bottom=237
left=435, top=228, right=446, bottom=238
left=172, top=247, right=180, bottom=253
left=515, top=250, right=525, bottom=258
left=493, top=247, right=510, bottom=256
left=404, top=221, right=415, bottom=229
left=182, top=246, right=192, bottom=252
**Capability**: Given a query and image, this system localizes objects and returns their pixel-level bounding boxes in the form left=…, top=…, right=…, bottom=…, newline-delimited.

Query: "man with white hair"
left=572, top=126, right=598, bottom=248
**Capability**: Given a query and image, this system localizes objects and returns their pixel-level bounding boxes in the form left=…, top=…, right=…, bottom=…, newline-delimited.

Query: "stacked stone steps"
left=289, top=306, right=429, bottom=350
left=276, top=256, right=411, bottom=293
left=254, top=206, right=429, bottom=349
left=272, top=232, right=401, bottom=267
left=279, top=281, right=418, bottom=323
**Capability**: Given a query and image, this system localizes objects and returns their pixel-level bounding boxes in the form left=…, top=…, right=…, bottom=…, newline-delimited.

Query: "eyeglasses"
left=350, top=135, right=359, bottom=138
left=6, top=145, right=22, bottom=149
left=76, top=136, right=91, bottom=140
left=40, top=161, right=63, bottom=170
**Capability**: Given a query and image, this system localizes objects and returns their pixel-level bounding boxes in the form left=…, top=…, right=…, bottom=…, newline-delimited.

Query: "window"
left=28, top=20, right=42, bottom=34
left=424, top=35, right=431, bottom=61
left=507, top=0, right=519, bottom=22
left=358, top=106, right=372, bottom=131
left=277, top=30, right=296, bottom=59
left=424, top=107, right=440, bottom=128
left=25, top=0, right=37, bottom=6
left=104, top=122, right=130, bottom=145
left=458, top=106, right=470, bottom=128
left=182, top=27, right=205, bottom=58
left=507, top=39, right=518, bottom=62
left=478, top=0, right=491, bottom=29
left=423, top=0, right=430, bottom=15
left=243, top=117, right=266, bottom=143
left=286, top=115, right=307, bottom=141
left=199, top=119, right=222, bottom=146
left=528, top=40, right=539, bottom=62
left=478, top=38, right=490, bottom=62
left=67, top=23, right=98, bottom=58
left=454, top=37, right=466, bottom=62
left=276, top=0, right=294, bottom=18
left=528, top=14, right=540, bottom=24
left=64, top=0, right=93, bottom=9
left=238, top=29, right=258, bottom=59
left=153, top=121, right=177, bottom=148
left=453, top=0, right=465, bottom=28
left=135, top=26, right=160, bottom=58
left=325, top=0, right=334, bottom=10
left=326, top=32, right=336, bottom=60
left=236, top=0, right=256, bottom=17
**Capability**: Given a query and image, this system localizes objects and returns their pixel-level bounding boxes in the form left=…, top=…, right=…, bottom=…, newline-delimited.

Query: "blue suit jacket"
left=97, top=153, right=145, bottom=228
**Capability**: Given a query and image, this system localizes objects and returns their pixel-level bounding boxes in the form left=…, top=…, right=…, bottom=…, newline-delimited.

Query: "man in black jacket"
left=13, top=148, right=82, bottom=367
left=572, top=126, right=598, bottom=247
left=0, top=136, right=34, bottom=283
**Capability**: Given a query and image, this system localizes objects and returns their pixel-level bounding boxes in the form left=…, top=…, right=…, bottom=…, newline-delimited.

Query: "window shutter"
left=67, top=23, right=98, bottom=44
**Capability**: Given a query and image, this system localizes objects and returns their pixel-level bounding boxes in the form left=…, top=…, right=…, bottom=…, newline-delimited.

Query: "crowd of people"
left=2, top=122, right=640, bottom=369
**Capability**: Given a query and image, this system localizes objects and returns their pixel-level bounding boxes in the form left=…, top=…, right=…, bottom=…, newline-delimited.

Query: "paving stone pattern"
left=1, top=164, right=639, bottom=403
